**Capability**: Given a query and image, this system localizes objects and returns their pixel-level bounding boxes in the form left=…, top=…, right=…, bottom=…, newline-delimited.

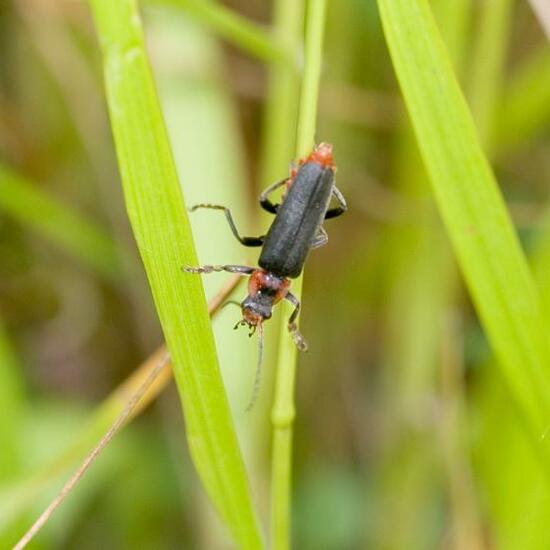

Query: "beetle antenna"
left=246, top=323, right=264, bottom=411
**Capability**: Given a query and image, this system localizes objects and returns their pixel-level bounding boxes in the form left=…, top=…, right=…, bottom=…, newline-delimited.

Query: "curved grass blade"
left=88, top=1, right=262, bottom=547
left=377, top=0, right=550, bottom=444
left=151, top=0, right=289, bottom=63
left=0, top=164, right=121, bottom=284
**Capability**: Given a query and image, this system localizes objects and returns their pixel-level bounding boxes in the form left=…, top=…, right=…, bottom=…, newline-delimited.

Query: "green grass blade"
left=0, top=163, right=121, bottom=283
left=270, top=1, right=327, bottom=548
left=533, top=209, right=550, bottom=323
left=0, top=317, right=25, bottom=484
left=466, top=0, right=513, bottom=150
left=431, top=0, right=471, bottom=71
left=295, top=1, right=327, bottom=156
left=149, top=8, right=256, bottom=421
left=377, top=0, right=550, bottom=441
left=473, top=206, right=550, bottom=546
left=495, top=47, right=550, bottom=155
left=257, top=3, right=303, bottom=539
left=88, top=1, right=262, bottom=547
left=0, top=318, right=32, bottom=546
left=149, top=0, right=288, bottom=62
left=259, top=0, right=303, bottom=186
left=369, top=1, right=472, bottom=544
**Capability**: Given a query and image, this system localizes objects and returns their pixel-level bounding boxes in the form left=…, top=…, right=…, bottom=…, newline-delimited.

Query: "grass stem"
left=270, top=1, right=328, bottom=548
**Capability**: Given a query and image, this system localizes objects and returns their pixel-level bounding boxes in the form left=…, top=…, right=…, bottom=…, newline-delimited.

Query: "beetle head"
left=238, top=294, right=273, bottom=334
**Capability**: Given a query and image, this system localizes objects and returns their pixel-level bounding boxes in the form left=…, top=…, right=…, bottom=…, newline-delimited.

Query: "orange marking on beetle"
left=286, top=143, right=336, bottom=195
left=302, top=142, right=335, bottom=169
left=248, top=269, right=291, bottom=304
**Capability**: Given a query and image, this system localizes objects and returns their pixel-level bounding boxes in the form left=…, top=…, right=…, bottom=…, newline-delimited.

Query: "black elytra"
left=259, top=162, right=335, bottom=278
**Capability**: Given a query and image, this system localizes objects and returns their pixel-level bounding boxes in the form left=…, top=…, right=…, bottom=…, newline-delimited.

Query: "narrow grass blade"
left=0, top=314, right=27, bottom=546
left=0, top=164, right=121, bottom=283
left=0, top=317, right=25, bottom=483
left=474, top=202, right=550, bottom=548
left=467, top=0, right=513, bottom=150
left=295, top=1, right=327, bottom=156
left=271, top=1, right=326, bottom=548
left=370, top=1, right=471, bottom=543
left=259, top=0, right=303, bottom=185
left=377, top=0, right=550, bottom=443
left=88, top=1, right=262, bottom=547
left=495, top=47, right=550, bottom=155
left=431, top=0, right=470, bottom=72
left=474, top=372, right=550, bottom=550
left=256, top=2, right=304, bottom=535
left=149, top=0, right=288, bottom=63
left=440, top=317, right=485, bottom=550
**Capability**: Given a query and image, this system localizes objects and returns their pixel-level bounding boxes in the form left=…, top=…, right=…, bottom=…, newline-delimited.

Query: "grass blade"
left=0, top=163, right=121, bottom=283
left=0, top=317, right=25, bottom=484
left=148, top=8, right=257, bottom=421
left=377, top=0, right=550, bottom=443
left=369, top=1, right=471, bottom=544
left=259, top=0, right=303, bottom=186
left=431, top=0, right=470, bottom=71
left=466, top=0, right=513, bottom=150
left=0, top=315, right=28, bottom=547
left=88, top=1, right=262, bottom=547
left=495, top=47, right=550, bottom=155
left=271, top=1, right=327, bottom=548
left=474, top=201, right=550, bottom=548
left=150, top=0, right=288, bottom=62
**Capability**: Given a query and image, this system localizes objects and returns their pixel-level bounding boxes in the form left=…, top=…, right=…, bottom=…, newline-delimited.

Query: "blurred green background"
left=1, top=0, right=549, bottom=548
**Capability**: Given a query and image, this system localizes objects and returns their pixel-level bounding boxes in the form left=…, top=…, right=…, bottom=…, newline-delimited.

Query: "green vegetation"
left=0, top=0, right=549, bottom=548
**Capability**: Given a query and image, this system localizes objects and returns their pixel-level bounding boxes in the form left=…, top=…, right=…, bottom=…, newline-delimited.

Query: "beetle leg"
left=259, top=178, right=288, bottom=214
left=184, top=264, right=255, bottom=276
left=285, top=292, right=308, bottom=351
left=310, top=226, right=328, bottom=249
left=324, top=185, right=348, bottom=219
left=189, top=204, right=264, bottom=247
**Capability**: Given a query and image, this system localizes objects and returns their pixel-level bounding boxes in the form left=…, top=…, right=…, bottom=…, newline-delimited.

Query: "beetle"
left=185, top=142, right=347, bottom=352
